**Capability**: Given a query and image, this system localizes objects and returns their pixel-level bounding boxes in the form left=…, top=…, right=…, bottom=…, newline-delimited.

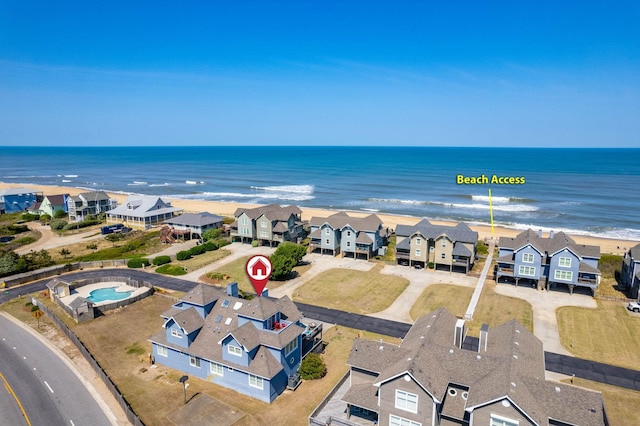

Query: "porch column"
left=515, top=278, right=519, bottom=287
left=569, top=284, right=575, bottom=295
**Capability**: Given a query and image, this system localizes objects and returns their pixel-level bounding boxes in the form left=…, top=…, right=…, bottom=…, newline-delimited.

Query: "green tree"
left=59, top=248, right=71, bottom=258
left=0, top=250, right=19, bottom=276
left=53, top=210, right=68, bottom=219
left=269, top=242, right=306, bottom=280
left=299, top=353, right=327, bottom=380
left=202, top=228, right=223, bottom=241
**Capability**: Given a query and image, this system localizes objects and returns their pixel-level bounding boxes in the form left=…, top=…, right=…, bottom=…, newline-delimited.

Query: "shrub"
left=14, top=236, right=36, bottom=245
left=202, top=228, right=223, bottom=241
left=251, top=240, right=259, bottom=247
left=155, top=264, right=187, bottom=275
left=217, top=239, right=230, bottom=248
left=21, top=213, right=40, bottom=221
left=127, top=258, right=150, bottom=268
left=53, top=210, right=68, bottom=219
left=299, top=353, right=327, bottom=380
left=63, top=219, right=99, bottom=230
left=428, top=262, right=435, bottom=269
left=86, top=243, right=98, bottom=250
left=176, top=250, right=192, bottom=261
left=152, top=255, right=171, bottom=266
left=189, top=245, right=206, bottom=256
left=50, top=219, right=68, bottom=231
left=203, top=240, right=217, bottom=251
left=39, top=214, right=52, bottom=223
left=9, top=224, right=29, bottom=234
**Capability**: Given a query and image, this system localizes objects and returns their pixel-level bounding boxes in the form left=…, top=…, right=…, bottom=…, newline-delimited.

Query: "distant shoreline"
left=2, top=182, right=637, bottom=256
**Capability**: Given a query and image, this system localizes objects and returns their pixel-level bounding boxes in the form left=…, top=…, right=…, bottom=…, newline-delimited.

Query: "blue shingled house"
left=149, top=283, right=321, bottom=403
left=0, top=187, right=41, bottom=214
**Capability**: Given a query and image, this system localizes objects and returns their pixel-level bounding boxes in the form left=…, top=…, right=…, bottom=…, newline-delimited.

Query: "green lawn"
left=293, top=264, right=409, bottom=315
left=409, top=284, right=474, bottom=320
left=557, top=300, right=640, bottom=370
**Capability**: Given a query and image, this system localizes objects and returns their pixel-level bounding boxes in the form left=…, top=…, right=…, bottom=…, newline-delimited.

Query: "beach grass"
left=173, top=248, right=231, bottom=272
left=467, top=280, right=534, bottom=336
left=557, top=300, right=640, bottom=370
left=409, top=284, right=474, bottom=320
left=69, top=230, right=164, bottom=262
left=563, top=377, right=640, bottom=426
left=293, top=263, right=409, bottom=315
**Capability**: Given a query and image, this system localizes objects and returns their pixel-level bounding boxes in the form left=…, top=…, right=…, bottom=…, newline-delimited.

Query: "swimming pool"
left=87, top=287, right=133, bottom=303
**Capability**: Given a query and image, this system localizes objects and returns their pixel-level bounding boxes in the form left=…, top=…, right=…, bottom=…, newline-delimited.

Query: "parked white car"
left=627, top=302, right=640, bottom=313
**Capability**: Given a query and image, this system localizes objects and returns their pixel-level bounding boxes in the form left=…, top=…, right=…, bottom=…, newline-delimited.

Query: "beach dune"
left=1, top=182, right=636, bottom=255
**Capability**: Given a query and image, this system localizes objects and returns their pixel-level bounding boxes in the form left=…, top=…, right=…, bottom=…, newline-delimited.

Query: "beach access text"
left=456, top=174, right=526, bottom=185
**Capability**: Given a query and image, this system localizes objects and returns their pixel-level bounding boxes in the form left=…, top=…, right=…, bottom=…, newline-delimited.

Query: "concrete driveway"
left=494, top=284, right=597, bottom=355
left=15, top=222, right=104, bottom=255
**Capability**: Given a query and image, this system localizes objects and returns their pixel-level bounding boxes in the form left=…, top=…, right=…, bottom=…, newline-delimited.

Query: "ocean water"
left=1, top=146, right=639, bottom=240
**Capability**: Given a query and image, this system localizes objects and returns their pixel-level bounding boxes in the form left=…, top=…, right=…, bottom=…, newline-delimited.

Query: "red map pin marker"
left=245, top=255, right=272, bottom=297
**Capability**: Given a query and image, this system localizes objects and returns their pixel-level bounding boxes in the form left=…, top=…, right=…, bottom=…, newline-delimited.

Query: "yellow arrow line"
left=0, top=371, right=32, bottom=426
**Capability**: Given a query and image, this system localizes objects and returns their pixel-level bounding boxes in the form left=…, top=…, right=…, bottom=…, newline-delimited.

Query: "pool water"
left=87, top=287, right=133, bottom=303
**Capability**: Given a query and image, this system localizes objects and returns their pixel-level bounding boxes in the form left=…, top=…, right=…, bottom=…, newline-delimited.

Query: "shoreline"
left=1, top=182, right=637, bottom=255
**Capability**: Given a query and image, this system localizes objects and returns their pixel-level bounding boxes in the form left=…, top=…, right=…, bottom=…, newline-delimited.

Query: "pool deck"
left=59, top=282, right=147, bottom=307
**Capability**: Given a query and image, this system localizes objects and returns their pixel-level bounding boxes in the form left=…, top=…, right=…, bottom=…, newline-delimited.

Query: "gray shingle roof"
left=500, top=229, right=601, bottom=260
left=168, top=307, right=205, bottom=334
left=396, top=219, right=477, bottom=244
left=164, top=212, right=223, bottom=227
left=234, top=203, right=301, bottom=221
left=45, top=194, right=68, bottom=206
left=107, top=195, right=182, bottom=218
left=347, top=307, right=606, bottom=425
left=628, top=243, right=640, bottom=260
left=309, top=212, right=383, bottom=232
left=46, top=278, right=70, bottom=290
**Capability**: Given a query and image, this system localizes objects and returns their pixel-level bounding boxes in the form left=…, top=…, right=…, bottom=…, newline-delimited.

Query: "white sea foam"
left=128, top=181, right=148, bottom=186
left=149, top=183, right=170, bottom=187
left=471, top=195, right=511, bottom=204
left=63, top=174, right=79, bottom=178
left=251, top=185, right=314, bottom=194
left=367, top=198, right=425, bottom=205
left=172, top=190, right=314, bottom=202
left=61, top=179, right=72, bottom=182
left=185, top=180, right=205, bottom=185
left=440, top=202, right=539, bottom=213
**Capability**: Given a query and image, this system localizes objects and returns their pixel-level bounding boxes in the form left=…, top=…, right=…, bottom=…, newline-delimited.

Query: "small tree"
left=59, top=248, right=71, bottom=259
left=299, top=353, right=327, bottom=380
left=270, top=242, right=307, bottom=280
left=202, top=228, right=222, bottom=242
left=54, top=210, right=68, bottom=219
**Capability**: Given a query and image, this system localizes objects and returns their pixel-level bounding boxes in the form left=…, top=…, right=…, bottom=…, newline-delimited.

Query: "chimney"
left=478, top=323, right=489, bottom=352
left=538, top=229, right=543, bottom=238
left=454, top=319, right=466, bottom=349
left=226, top=282, right=239, bottom=297
left=550, top=230, right=555, bottom=239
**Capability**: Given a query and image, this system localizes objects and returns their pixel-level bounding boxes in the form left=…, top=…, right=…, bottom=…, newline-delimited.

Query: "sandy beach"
left=2, top=182, right=637, bottom=255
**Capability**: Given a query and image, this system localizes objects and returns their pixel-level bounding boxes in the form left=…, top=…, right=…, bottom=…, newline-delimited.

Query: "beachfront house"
left=149, top=283, right=322, bottom=403
left=162, top=212, right=224, bottom=241
left=67, top=191, right=117, bottom=222
left=106, top=195, right=182, bottom=230
left=621, top=243, right=640, bottom=299
left=395, top=219, right=478, bottom=273
left=29, top=194, right=69, bottom=217
left=0, top=187, right=42, bottom=214
left=308, top=211, right=389, bottom=260
left=230, top=203, right=304, bottom=246
left=496, top=229, right=601, bottom=294
left=319, top=307, right=607, bottom=426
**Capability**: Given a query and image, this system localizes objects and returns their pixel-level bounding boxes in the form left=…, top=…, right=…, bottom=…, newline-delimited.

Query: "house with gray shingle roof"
left=105, top=195, right=182, bottom=230
left=309, top=211, right=389, bottom=260
left=230, top=203, right=304, bottom=246
left=395, top=219, right=478, bottom=273
left=621, top=243, right=640, bottom=299
left=149, top=283, right=319, bottom=403
left=163, top=212, right=224, bottom=240
left=329, top=307, right=607, bottom=426
left=496, top=230, right=601, bottom=294
left=67, top=191, right=117, bottom=222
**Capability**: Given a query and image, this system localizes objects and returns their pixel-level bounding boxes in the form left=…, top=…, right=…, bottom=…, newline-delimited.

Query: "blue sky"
left=1, top=1, right=638, bottom=147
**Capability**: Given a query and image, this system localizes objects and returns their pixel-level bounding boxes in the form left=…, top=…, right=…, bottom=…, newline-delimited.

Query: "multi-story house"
left=395, top=219, right=478, bottom=273
left=230, top=203, right=304, bottom=246
left=30, top=194, right=69, bottom=217
left=496, top=229, right=601, bottom=294
left=67, top=191, right=117, bottom=222
left=149, top=283, right=322, bottom=403
left=105, top=195, right=182, bottom=230
left=0, top=187, right=41, bottom=214
left=308, top=212, right=389, bottom=260
left=621, top=243, right=640, bottom=299
left=330, top=307, right=607, bottom=426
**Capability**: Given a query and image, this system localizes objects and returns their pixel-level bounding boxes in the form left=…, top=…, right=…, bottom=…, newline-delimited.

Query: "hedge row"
left=127, top=258, right=150, bottom=268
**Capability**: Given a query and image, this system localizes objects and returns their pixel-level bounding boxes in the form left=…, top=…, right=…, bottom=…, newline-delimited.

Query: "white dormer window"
left=416, top=238, right=421, bottom=245
left=171, top=328, right=182, bottom=338
left=522, top=253, right=534, bottom=263
left=261, top=220, right=267, bottom=228
left=395, top=389, right=418, bottom=413
left=228, top=345, right=242, bottom=356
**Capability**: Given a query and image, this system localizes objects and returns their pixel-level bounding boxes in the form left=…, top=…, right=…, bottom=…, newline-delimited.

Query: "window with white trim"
left=325, top=239, right=330, bottom=245
left=518, top=265, right=535, bottom=276
left=395, top=389, right=418, bottom=413
left=210, top=362, right=224, bottom=376
left=346, top=230, right=351, bottom=237
left=285, top=338, right=298, bottom=356
left=441, top=240, right=447, bottom=247
left=558, top=256, right=572, bottom=267
left=441, top=253, right=446, bottom=259
left=189, top=356, right=201, bottom=368
left=522, top=253, right=534, bottom=263
left=228, top=345, right=242, bottom=356
left=416, top=238, right=421, bottom=245
left=157, top=345, right=168, bottom=357
left=171, top=328, right=182, bottom=338
left=325, top=228, right=330, bottom=235
left=249, top=374, right=264, bottom=390
left=429, top=246, right=434, bottom=252
left=241, top=217, right=247, bottom=225
left=389, top=414, right=421, bottom=426
left=260, top=230, right=268, bottom=237
left=554, top=270, right=573, bottom=281
left=415, top=249, right=421, bottom=256
left=261, top=220, right=267, bottom=228
left=490, top=414, right=519, bottom=426
left=347, top=241, right=351, bottom=248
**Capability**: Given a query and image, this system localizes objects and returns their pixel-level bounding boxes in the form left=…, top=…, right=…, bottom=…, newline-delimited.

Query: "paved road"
left=4, top=268, right=640, bottom=393
left=0, top=315, right=114, bottom=426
